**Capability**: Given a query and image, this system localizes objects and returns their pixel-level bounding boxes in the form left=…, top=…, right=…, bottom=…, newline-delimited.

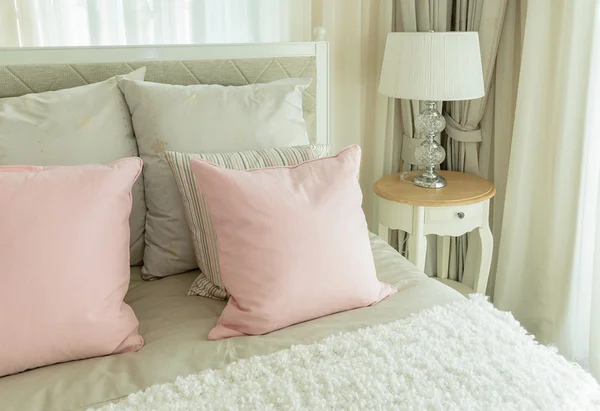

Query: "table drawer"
left=425, top=202, right=483, bottom=224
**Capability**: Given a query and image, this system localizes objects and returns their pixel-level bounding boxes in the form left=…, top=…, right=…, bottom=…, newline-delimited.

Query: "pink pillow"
left=0, top=158, right=144, bottom=377
left=189, top=145, right=396, bottom=340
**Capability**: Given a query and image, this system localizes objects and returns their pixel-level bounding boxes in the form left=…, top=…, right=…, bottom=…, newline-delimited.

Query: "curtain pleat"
left=482, top=0, right=527, bottom=296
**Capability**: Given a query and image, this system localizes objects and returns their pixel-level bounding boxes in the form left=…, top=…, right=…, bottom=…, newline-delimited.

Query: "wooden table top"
left=373, top=171, right=496, bottom=207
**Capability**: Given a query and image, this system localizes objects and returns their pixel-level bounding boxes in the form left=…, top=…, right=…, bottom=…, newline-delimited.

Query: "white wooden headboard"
left=0, top=42, right=330, bottom=146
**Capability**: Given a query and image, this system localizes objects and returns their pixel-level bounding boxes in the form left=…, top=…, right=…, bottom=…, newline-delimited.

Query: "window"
left=0, top=0, right=307, bottom=47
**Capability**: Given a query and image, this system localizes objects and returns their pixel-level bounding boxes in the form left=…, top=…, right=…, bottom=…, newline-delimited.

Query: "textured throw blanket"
left=94, top=296, right=600, bottom=410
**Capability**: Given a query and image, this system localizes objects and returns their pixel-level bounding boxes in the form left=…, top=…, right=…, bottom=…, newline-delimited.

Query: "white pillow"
left=0, top=68, right=147, bottom=265
left=118, top=77, right=311, bottom=278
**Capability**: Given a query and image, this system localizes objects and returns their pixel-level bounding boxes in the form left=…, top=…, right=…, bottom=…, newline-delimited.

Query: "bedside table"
left=373, top=170, right=496, bottom=294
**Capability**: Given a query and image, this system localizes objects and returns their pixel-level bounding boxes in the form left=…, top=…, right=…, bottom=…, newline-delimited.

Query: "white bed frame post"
left=315, top=41, right=330, bottom=150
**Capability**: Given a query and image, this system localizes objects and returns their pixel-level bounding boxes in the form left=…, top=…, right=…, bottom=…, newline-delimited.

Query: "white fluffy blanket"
left=94, top=296, right=600, bottom=411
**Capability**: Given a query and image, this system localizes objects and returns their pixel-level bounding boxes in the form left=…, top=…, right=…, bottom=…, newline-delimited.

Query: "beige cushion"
left=0, top=68, right=147, bottom=265
left=118, top=78, right=311, bottom=279
left=166, top=145, right=329, bottom=299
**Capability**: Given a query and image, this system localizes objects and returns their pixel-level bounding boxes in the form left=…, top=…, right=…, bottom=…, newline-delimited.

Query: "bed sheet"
left=0, top=234, right=463, bottom=411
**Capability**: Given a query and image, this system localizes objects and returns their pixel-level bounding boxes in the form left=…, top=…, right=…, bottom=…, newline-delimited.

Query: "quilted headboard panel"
left=0, top=57, right=317, bottom=141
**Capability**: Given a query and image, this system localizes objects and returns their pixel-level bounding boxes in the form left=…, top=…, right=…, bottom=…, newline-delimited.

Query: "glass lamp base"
left=413, top=171, right=447, bottom=189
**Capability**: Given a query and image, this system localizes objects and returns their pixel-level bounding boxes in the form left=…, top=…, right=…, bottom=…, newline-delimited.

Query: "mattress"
left=0, top=234, right=463, bottom=411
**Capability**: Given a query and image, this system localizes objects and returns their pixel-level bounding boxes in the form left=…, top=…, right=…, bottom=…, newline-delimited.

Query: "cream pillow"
left=0, top=68, right=147, bottom=265
left=118, top=78, right=311, bottom=278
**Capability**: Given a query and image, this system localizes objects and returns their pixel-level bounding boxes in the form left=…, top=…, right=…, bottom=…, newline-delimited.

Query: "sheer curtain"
left=494, top=0, right=600, bottom=379
left=556, top=8, right=600, bottom=375
left=0, top=0, right=305, bottom=47
left=310, top=0, right=395, bottom=230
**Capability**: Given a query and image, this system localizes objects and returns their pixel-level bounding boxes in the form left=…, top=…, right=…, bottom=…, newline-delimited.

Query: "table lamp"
left=379, top=32, right=485, bottom=188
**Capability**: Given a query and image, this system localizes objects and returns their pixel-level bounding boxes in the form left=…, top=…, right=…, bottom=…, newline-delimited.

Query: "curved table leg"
left=408, top=234, right=427, bottom=271
left=473, top=225, right=493, bottom=294
left=378, top=224, right=391, bottom=244
left=436, top=236, right=450, bottom=279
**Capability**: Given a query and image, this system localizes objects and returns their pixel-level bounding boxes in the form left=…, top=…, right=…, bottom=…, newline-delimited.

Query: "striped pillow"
left=166, top=145, right=329, bottom=300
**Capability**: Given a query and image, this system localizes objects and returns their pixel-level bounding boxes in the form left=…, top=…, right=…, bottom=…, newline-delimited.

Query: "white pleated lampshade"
left=379, top=32, right=485, bottom=101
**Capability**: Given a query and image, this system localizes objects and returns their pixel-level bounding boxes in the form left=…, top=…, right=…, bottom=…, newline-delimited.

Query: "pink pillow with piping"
left=189, top=145, right=396, bottom=340
left=0, top=158, right=144, bottom=377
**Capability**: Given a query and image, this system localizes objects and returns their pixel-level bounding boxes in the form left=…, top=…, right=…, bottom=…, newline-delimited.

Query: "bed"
left=1, top=43, right=598, bottom=411
left=0, top=235, right=460, bottom=411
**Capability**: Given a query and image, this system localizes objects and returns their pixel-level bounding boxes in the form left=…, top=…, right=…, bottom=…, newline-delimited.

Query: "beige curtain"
left=445, top=1, right=506, bottom=176
left=494, top=0, right=600, bottom=378
left=310, top=0, right=396, bottom=230
left=480, top=0, right=527, bottom=296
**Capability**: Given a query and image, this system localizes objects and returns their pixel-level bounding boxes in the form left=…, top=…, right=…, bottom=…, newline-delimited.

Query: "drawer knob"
left=457, top=212, right=465, bottom=219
